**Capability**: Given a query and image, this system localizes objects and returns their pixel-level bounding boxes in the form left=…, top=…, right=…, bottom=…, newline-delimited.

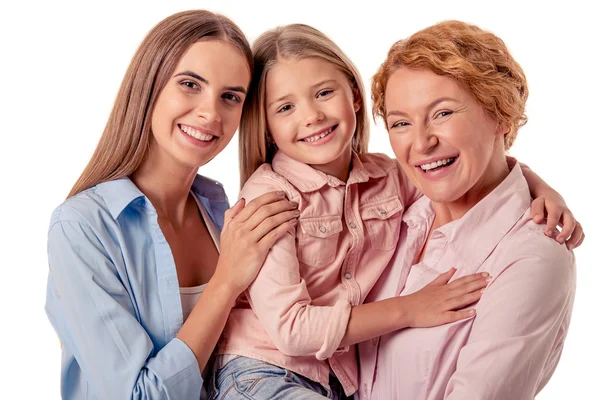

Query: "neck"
left=309, top=145, right=353, bottom=182
left=131, top=145, right=199, bottom=224
left=432, top=148, right=509, bottom=229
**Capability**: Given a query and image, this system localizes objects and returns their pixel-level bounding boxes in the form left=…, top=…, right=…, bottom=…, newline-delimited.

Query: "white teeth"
left=420, top=157, right=454, bottom=171
left=180, top=125, right=214, bottom=141
left=303, top=127, right=333, bottom=142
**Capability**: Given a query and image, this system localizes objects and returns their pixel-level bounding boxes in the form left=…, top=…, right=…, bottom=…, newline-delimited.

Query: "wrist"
left=392, top=297, right=412, bottom=330
left=205, top=275, right=241, bottom=308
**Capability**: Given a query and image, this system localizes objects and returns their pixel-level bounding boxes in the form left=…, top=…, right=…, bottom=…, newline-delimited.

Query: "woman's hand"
left=211, top=191, right=299, bottom=297
left=402, top=268, right=489, bottom=327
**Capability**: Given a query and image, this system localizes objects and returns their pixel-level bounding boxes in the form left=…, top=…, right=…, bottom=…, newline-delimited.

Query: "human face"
left=150, top=40, right=250, bottom=169
left=265, top=57, right=360, bottom=180
left=385, top=68, right=507, bottom=206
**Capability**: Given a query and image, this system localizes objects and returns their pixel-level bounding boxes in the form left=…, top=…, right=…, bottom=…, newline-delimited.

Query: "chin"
left=421, top=187, right=461, bottom=204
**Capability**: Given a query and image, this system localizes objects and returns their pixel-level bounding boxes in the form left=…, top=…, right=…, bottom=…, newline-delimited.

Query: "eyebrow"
left=174, top=71, right=247, bottom=94
left=267, top=79, right=339, bottom=109
left=386, top=97, right=459, bottom=119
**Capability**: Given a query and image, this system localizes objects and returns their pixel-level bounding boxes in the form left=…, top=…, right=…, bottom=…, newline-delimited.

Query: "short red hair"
left=372, top=20, right=528, bottom=149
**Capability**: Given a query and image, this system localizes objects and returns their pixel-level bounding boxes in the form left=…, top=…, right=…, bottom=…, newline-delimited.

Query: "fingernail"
left=290, top=201, right=298, bottom=207
left=481, top=272, right=490, bottom=278
left=290, top=218, right=298, bottom=224
left=557, top=237, right=565, bottom=244
left=480, top=288, right=486, bottom=293
left=277, top=191, right=285, bottom=196
left=469, top=309, right=476, bottom=315
left=485, top=277, right=492, bottom=283
left=292, top=209, right=300, bottom=215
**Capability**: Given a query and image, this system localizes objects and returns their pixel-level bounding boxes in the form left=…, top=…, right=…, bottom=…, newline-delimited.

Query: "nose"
left=195, top=94, right=222, bottom=124
left=303, top=101, right=325, bottom=127
left=413, top=124, right=438, bottom=154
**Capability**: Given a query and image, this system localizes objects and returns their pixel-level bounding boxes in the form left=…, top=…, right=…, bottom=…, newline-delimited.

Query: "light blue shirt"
left=45, top=175, right=229, bottom=399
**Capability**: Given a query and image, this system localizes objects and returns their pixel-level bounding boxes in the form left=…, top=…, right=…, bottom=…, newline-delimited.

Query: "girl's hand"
left=531, top=196, right=584, bottom=250
left=212, top=191, right=299, bottom=297
left=402, top=268, right=489, bottom=327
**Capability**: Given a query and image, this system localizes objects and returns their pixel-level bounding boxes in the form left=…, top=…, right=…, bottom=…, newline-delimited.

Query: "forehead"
left=265, top=57, right=347, bottom=97
left=175, top=40, right=250, bottom=86
left=385, top=68, right=465, bottom=106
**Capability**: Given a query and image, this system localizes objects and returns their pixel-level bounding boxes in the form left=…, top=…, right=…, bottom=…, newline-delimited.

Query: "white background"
left=1, top=0, right=598, bottom=398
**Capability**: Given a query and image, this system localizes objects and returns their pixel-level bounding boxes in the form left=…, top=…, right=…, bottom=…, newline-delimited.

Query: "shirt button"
left=344, top=273, right=352, bottom=279
left=319, top=226, right=327, bottom=233
left=378, top=208, right=387, bottom=216
left=349, top=222, right=357, bottom=229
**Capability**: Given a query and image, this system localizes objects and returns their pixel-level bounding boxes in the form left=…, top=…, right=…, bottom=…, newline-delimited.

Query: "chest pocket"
left=296, top=216, right=343, bottom=268
left=360, top=196, right=403, bottom=251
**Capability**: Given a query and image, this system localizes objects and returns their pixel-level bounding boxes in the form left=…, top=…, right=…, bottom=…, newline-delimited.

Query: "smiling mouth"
left=179, top=124, right=217, bottom=142
left=418, top=156, right=458, bottom=173
left=300, top=125, right=338, bottom=143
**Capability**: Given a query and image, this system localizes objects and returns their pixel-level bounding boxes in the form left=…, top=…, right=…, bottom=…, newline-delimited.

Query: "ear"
left=352, top=86, right=362, bottom=113
left=496, top=122, right=510, bottom=137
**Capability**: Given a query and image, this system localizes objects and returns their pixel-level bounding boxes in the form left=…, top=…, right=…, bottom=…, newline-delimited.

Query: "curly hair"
left=372, top=20, right=528, bottom=149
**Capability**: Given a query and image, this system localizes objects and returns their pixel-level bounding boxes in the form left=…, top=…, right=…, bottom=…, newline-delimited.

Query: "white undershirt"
left=182, top=194, right=238, bottom=372
left=179, top=193, right=221, bottom=322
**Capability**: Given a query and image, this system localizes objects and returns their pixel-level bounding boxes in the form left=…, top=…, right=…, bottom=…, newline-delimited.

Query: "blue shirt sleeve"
left=46, top=215, right=202, bottom=399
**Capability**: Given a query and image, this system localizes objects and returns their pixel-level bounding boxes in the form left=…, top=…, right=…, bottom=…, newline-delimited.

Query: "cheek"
left=388, top=135, right=408, bottom=158
left=223, top=107, right=243, bottom=134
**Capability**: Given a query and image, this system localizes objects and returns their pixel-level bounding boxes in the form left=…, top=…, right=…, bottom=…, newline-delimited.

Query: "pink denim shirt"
left=357, top=163, right=576, bottom=400
left=217, top=151, right=419, bottom=395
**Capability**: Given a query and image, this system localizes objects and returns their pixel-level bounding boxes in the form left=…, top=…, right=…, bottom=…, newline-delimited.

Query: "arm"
left=444, top=242, right=576, bottom=399
left=47, top=219, right=203, bottom=399
left=340, top=269, right=487, bottom=347
left=519, top=161, right=584, bottom=249
left=241, top=177, right=347, bottom=359
left=177, top=194, right=297, bottom=369
left=242, top=191, right=489, bottom=360
left=47, top=194, right=296, bottom=399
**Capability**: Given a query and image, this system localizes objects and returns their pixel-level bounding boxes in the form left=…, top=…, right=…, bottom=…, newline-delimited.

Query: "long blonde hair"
left=238, top=24, right=369, bottom=188
left=68, top=10, right=253, bottom=198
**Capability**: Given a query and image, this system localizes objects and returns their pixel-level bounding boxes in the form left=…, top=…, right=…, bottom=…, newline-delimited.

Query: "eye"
left=435, top=110, right=453, bottom=119
left=180, top=80, right=200, bottom=91
left=222, top=92, right=241, bottom=103
left=317, top=89, right=334, bottom=98
left=277, top=104, right=293, bottom=113
left=390, top=121, right=411, bottom=129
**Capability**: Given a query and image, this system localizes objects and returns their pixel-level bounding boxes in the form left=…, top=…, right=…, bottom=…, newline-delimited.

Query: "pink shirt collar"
left=403, top=162, right=531, bottom=275
left=271, top=150, right=388, bottom=192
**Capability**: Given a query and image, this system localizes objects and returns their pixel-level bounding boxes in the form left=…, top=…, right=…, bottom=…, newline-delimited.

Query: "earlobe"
left=496, top=122, right=509, bottom=136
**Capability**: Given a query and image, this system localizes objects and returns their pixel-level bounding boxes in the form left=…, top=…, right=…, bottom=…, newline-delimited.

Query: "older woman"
left=358, top=21, right=578, bottom=399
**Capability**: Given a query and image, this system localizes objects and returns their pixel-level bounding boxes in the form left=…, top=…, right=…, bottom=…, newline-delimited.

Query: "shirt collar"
left=270, top=151, right=388, bottom=193
left=404, top=163, right=531, bottom=274
left=95, top=174, right=227, bottom=219
left=441, top=163, right=531, bottom=272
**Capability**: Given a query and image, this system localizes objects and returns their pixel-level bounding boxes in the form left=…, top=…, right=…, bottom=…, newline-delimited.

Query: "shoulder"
left=49, top=187, right=113, bottom=230
left=359, top=152, right=398, bottom=173
left=241, top=163, right=299, bottom=202
left=491, top=214, right=576, bottom=292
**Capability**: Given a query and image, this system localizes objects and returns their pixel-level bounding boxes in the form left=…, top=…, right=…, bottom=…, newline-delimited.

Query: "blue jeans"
left=208, top=356, right=346, bottom=400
